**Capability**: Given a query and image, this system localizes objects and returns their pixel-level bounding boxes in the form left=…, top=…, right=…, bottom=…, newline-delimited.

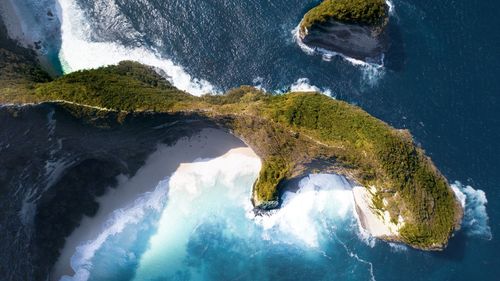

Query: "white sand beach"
left=352, top=186, right=402, bottom=238
left=52, top=128, right=254, bottom=280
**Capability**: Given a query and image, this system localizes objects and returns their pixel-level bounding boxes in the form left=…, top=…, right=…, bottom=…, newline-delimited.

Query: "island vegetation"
left=0, top=10, right=463, bottom=250
left=299, top=0, right=389, bottom=35
left=0, top=57, right=462, bottom=250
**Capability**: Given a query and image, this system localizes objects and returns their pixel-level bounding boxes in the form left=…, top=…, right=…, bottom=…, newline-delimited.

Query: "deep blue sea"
left=9, top=0, right=500, bottom=280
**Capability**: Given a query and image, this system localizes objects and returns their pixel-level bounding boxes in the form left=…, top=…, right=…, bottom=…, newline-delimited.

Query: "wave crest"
left=56, top=0, right=216, bottom=96
left=252, top=174, right=355, bottom=248
left=451, top=181, right=492, bottom=240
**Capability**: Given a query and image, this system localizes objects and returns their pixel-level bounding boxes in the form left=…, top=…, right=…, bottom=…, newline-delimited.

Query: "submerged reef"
left=298, top=0, right=390, bottom=62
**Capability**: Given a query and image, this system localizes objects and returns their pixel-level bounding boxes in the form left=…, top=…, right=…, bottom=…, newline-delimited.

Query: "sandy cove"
left=50, top=123, right=401, bottom=280
left=52, top=128, right=254, bottom=280
left=352, top=185, right=403, bottom=238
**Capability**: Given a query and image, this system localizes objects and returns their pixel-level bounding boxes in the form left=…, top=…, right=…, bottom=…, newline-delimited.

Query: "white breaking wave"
left=386, top=0, right=396, bottom=15
left=279, top=78, right=333, bottom=96
left=292, top=26, right=377, bottom=67
left=292, top=26, right=386, bottom=86
left=132, top=148, right=261, bottom=280
left=292, top=0, right=396, bottom=85
left=252, top=174, right=355, bottom=248
left=388, top=242, right=408, bottom=252
left=251, top=174, right=376, bottom=279
left=60, top=179, right=169, bottom=281
left=252, top=77, right=266, bottom=91
left=54, top=0, right=216, bottom=96
left=451, top=181, right=492, bottom=240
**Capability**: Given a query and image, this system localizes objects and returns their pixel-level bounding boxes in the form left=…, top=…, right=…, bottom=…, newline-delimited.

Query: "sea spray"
left=451, top=181, right=492, bottom=240
left=132, top=149, right=261, bottom=280
left=56, top=155, right=490, bottom=281
left=287, top=78, right=333, bottom=96
left=54, top=0, right=216, bottom=96
left=291, top=25, right=386, bottom=86
left=60, top=179, right=170, bottom=281
left=252, top=174, right=355, bottom=248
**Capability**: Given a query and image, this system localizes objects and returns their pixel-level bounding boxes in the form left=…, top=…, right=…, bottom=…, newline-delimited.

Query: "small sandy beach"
left=52, top=128, right=253, bottom=280
left=352, top=186, right=400, bottom=238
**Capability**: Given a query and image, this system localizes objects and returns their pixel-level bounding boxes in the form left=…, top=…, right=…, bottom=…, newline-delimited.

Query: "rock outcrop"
left=299, top=19, right=388, bottom=62
left=298, top=0, right=389, bottom=62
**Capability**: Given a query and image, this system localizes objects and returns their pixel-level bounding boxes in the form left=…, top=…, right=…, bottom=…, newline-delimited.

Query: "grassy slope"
left=203, top=89, right=460, bottom=248
left=34, top=63, right=195, bottom=111
left=300, top=0, right=388, bottom=33
left=264, top=94, right=459, bottom=247
left=2, top=61, right=461, bottom=249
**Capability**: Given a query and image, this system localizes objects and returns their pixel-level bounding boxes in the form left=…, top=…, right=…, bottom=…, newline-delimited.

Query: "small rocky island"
left=298, top=0, right=390, bottom=62
left=0, top=18, right=463, bottom=279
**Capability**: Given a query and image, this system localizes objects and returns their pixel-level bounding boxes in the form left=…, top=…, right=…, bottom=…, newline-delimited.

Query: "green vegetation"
left=261, top=93, right=460, bottom=248
left=300, top=0, right=388, bottom=34
left=254, top=156, right=291, bottom=203
left=0, top=58, right=461, bottom=250
left=34, top=62, right=195, bottom=111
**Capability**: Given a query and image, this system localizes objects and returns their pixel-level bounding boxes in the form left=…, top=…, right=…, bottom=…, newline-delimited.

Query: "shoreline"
left=52, top=128, right=249, bottom=280
left=352, top=186, right=401, bottom=238
left=0, top=0, right=61, bottom=77
left=292, top=25, right=384, bottom=68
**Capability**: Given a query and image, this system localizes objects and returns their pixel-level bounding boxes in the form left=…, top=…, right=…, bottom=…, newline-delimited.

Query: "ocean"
left=2, top=0, right=500, bottom=280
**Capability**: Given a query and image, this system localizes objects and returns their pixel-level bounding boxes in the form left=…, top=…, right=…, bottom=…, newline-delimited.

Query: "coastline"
left=292, top=25, right=384, bottom=68
left=352, top=186, right=402, bottom=238
left=52, top=128, right=250, bottom=280
left=294, top=0, right=394, bottom=66
left=0, top=0, right=61, bottom=77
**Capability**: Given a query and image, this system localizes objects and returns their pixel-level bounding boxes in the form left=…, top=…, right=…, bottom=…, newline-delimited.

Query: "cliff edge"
left=298, top=0, right=390, bottom=62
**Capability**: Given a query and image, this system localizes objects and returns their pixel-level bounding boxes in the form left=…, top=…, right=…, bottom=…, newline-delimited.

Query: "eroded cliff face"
left=0, top=103, right=222, bottom=280
left=299, top=19, right=388, bottom=63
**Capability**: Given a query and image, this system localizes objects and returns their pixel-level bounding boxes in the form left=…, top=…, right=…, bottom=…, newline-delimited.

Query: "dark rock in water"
left=300, top=19, right=388, bottom=63
left=34, top=41, right=43, bottom=50
left=254, top=200, right=279, bottom=211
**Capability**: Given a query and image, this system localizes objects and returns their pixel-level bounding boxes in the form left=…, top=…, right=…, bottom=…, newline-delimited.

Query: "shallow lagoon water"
left=3, top=0, right=499, bottom=280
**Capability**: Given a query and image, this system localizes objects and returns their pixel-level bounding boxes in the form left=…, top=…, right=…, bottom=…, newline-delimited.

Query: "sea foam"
left=132, top=149, right=261, bottom=280
left=451, top=181, right=492, bottom=240
left=252, top=174, right=355, bottom=248
left=60, top=179, right=169, bottom=281
left=54, top=0, right=216, bottom=96
left=291, top=25, right=386, bottom=87
left=287, top=78, right=333, bottom=96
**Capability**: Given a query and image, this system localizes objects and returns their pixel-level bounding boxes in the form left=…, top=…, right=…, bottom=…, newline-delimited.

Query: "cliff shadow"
left=0, top=104, right=248, bottom=280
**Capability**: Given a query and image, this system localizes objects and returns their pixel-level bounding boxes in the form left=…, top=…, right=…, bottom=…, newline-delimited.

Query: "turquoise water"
left=6, top=0, right=498, bottom=280
left=61, top=151, right=384, bottom=281
left=59, top=149, right=491, bottom=281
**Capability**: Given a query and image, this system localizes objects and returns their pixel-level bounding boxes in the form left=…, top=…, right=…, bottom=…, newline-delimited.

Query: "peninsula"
left=0, top=6, right=463, bottom=250
left=1, top=32, right=462, bottom=250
